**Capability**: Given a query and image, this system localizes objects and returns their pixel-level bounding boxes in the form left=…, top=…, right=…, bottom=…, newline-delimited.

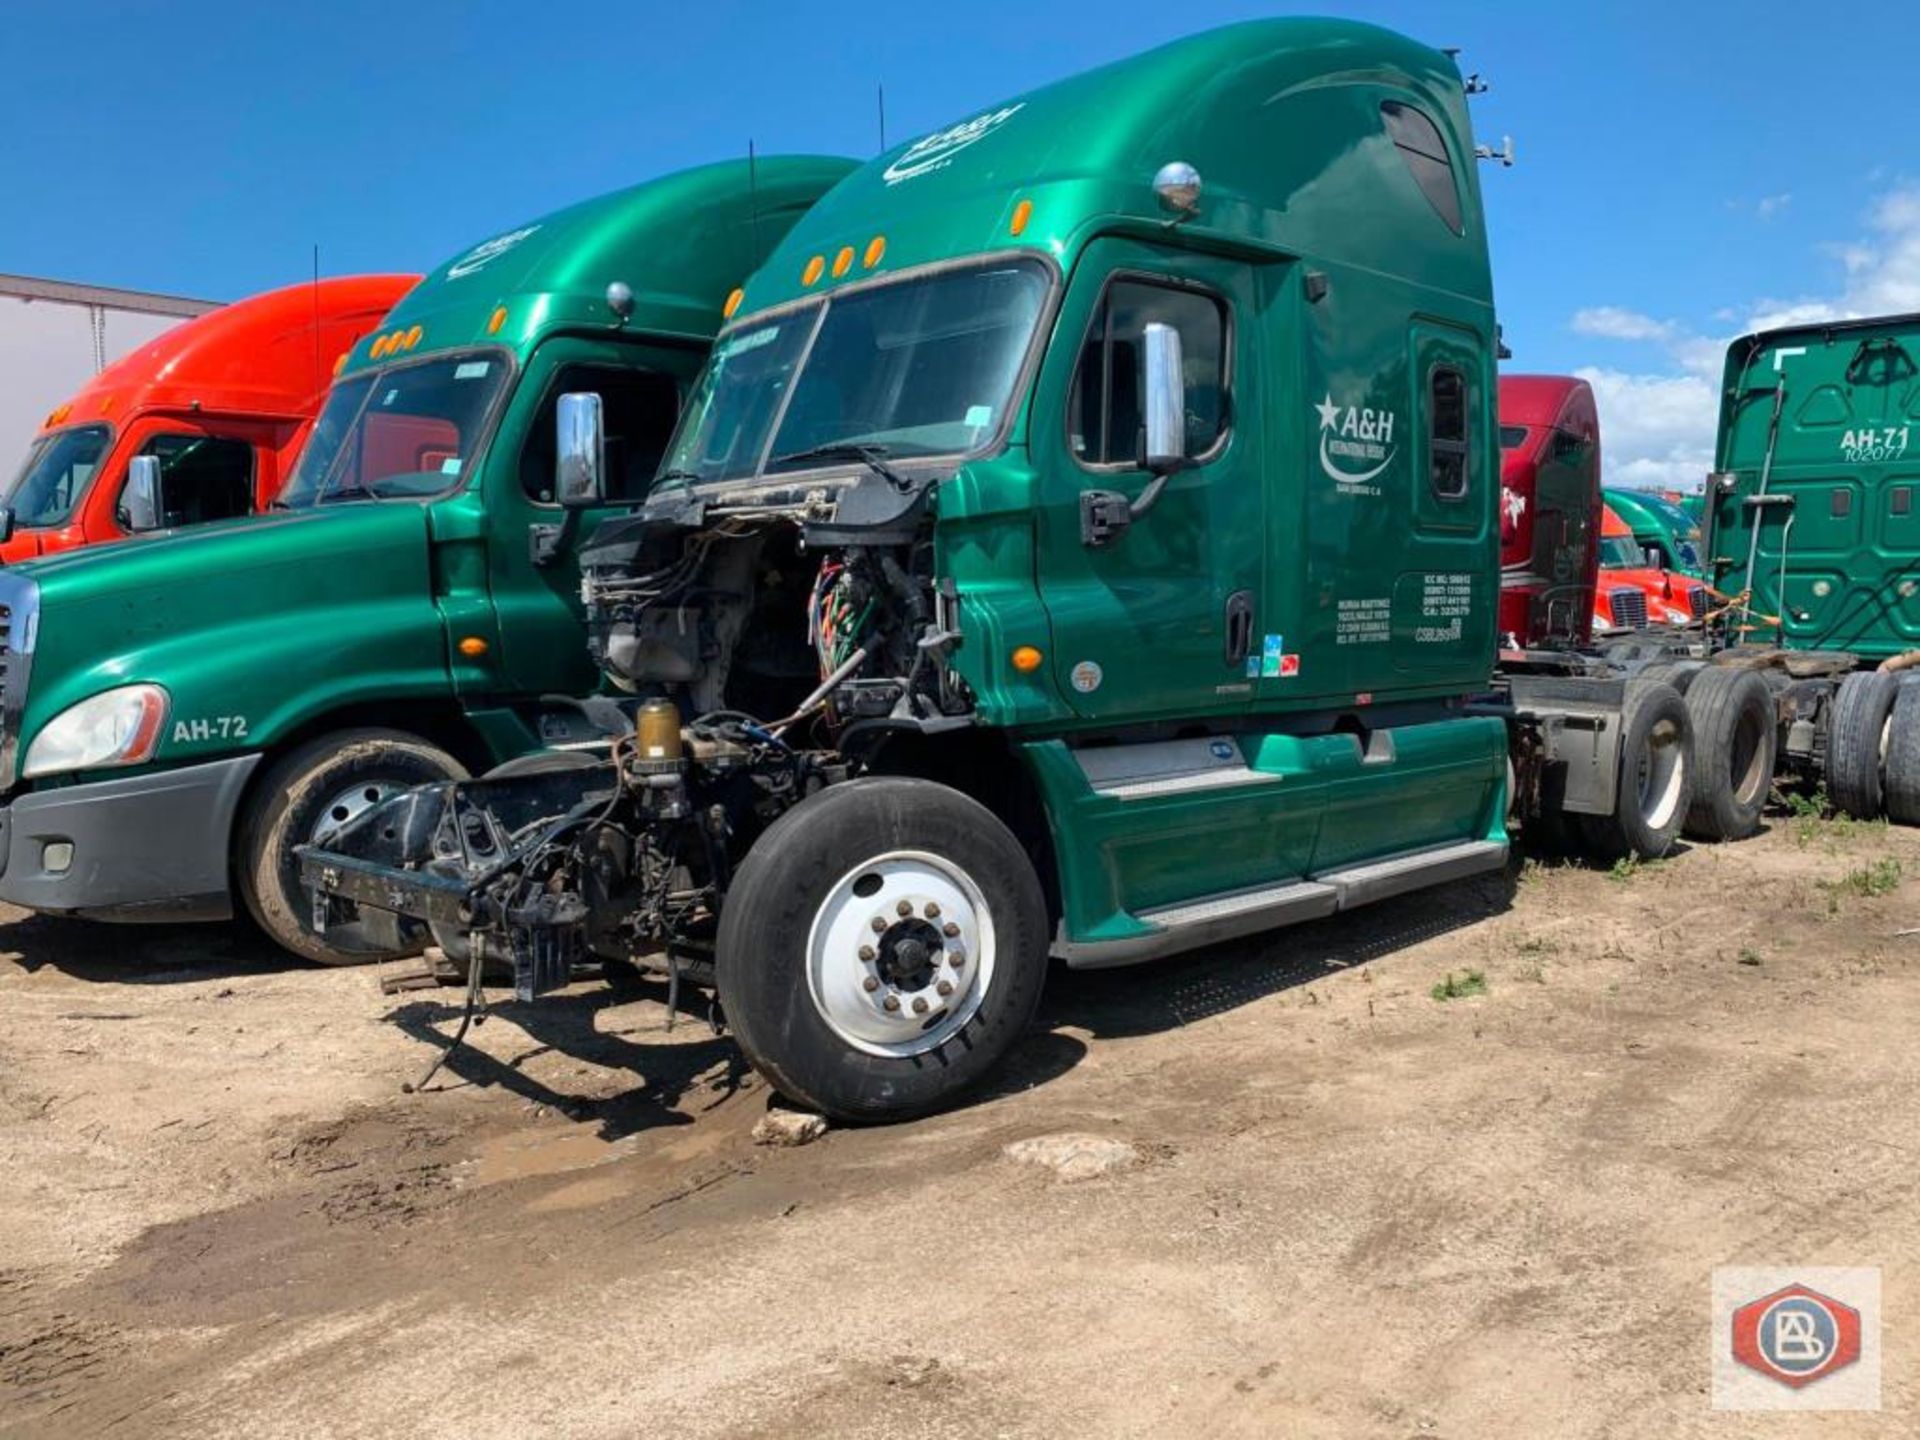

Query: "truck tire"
left=1638, top=659, right=1703, bottom=696
left=239, top=728, right=468, bottom=966
left=1884, top=679, right=1920, bottom=825
left=1575, top=679, right=1691, bottom=862
left=1681, top=667, right=1777, bottom=841
left=715, top=777, right=1049, bottom=1123
left=1827, top=671, right=1900, bottom=819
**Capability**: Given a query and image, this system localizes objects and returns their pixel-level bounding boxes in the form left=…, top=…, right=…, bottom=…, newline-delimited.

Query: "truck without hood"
left=302, top=20, right=1711, bottom=1120
left=2, top=275, right=416, bottom=559
left=0, top=157, right=852, bottom=961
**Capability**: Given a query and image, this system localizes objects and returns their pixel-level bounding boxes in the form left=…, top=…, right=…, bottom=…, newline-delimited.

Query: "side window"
left=1429, top=366, right=1470, bottom=501
left=1381, top=101, right=1463, bottom=234
left=125, top=433, right=254, bottom=529
left=1069, top=279, right=1227, bottom=466
left=521, top=365, right=679, bottom=503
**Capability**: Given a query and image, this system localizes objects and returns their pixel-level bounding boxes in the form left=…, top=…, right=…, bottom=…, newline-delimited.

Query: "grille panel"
left=1609, top=586, right=1649, bottom=630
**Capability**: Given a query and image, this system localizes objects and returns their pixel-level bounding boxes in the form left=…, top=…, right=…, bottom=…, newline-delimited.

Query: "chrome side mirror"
left=0, top=505, right=13, bottom=545
left=1142, top=321, right=1186, bottom=473
left=123, top=454, right=162, bottom=532
left=555, top=392, right=606, bottom=508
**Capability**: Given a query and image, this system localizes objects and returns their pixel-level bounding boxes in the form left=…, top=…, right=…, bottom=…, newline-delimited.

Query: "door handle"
left=1224, top=589, right=1254, bottom=667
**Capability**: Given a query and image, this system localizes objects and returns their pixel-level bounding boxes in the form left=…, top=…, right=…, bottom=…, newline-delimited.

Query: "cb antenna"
left=747, top=138, right=760, bottom=258
left=1440, top=48, right=1490, bottom=96
left=877, top=82, right=887, bottom=153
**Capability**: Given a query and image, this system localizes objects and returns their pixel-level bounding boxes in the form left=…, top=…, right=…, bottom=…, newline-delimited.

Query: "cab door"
left=1029, top=240, right=1263, bottom=724
left=481, top=337, right=692, bottom=697
left=90, top=416, right=258, bottom=541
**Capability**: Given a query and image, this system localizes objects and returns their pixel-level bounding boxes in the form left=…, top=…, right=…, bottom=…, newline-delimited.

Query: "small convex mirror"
left=123, top=454, right=162, bottom=532
left=555, top=392, right=606, bottom=508
left=1141, top=321, right=1186, bottom=472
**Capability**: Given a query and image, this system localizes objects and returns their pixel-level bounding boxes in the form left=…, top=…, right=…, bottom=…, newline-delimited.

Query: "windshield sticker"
left=883, top=104, right=1025, bottom=185
left=719, top=326, right=780, bottom=359
left=446, top=225, right=540, bottom=280
left=440, top=457, right=463, bottom=475
left=381, top=390, right=399, bottom=406
left=454, top=361, right=491, bottom=381
left=1260, top=633, right=1285, bottom=678
left=964, top=404, right=993, bottom=429
left=1316, top=393, right=1397, bottom=496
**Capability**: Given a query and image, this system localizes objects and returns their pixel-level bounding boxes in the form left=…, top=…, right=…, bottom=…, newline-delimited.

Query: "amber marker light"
left=404, top=324, right=424, bottom=349
left=723, top=287, right=745, bottom=318
left=458, top=636, right=489, bottom=657
left=832, top=246, right=855, bottom=278
left=1010, top=198, right=1033, bottom=236
left=863, top=235, right=886, bottom=268
left=802, top=255, right=826, bottom=286
left=487, top=306, right=508, bottom=335
left=333, top=352, right=349, bottom=375
left=1011, top=645, right=1044, bottom=673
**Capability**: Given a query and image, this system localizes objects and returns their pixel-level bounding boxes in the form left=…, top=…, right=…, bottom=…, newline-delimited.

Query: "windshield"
left=277, top=352, right=510, bottom=508
left=5, top=424, right=111, bottom=527
left=660, top=258, right=1051, bottom=487
left=1599, top=535, right=1645, bottom=569
left=1499, top=424, right=1528, bottom=450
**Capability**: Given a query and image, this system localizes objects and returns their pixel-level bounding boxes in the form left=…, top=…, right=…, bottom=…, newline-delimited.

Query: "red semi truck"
left=1498, top=375, right=1709, bottom=646
left=2, top=274, right=416, bottom=559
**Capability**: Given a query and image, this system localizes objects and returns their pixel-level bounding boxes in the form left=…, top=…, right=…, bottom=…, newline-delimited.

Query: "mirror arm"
left=530, top=507, right=581, bottom=568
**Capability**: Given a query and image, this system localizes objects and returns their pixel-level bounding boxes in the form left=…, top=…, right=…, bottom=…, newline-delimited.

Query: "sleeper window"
left=1429, top=366, right=1470, bottom=501
left=1069, top=280, right=1227, bottom=465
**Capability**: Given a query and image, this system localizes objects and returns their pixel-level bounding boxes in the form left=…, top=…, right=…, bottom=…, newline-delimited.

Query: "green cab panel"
left=1709, top=316, right=1920, bottom=656
left=1026, top=713, right=1507, bottom=949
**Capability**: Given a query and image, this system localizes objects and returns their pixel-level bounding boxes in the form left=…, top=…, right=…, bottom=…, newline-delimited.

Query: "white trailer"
left=0, top=273, right=221, bottom=462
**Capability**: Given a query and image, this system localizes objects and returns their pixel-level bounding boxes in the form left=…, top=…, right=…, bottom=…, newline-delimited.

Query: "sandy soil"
left=2, top=812, right=1917, bottom=1438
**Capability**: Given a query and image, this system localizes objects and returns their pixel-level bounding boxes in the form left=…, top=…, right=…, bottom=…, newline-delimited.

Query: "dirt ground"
left=2, top=812, right=1917, bottom=1439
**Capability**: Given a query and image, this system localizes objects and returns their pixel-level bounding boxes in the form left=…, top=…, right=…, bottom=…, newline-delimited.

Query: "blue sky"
left=7, top=0, right=1913, bottom=488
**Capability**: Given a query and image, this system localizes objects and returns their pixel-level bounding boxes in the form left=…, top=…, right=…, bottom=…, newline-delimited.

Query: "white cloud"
left=1574, top=367, right=1718, bottom=491
left=1563, top=183, right=1920, bottom=487
left=1570, top=306, right=1674, bottom=342
left=1754, top=192, right=1792, bottom=221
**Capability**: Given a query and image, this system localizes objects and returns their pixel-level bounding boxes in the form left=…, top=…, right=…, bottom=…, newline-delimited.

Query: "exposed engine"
left=300, top=470, right=972, bottom=1002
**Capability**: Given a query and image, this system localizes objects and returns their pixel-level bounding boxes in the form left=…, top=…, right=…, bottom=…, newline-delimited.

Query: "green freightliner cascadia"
left=0, top=155, right=853, bottom=950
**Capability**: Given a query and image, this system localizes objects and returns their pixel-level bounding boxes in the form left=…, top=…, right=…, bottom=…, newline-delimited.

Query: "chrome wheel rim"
left=310, top=779, right=403, bottom=848
left=805, top=849, right=996, bottom=1058
left=1638, top=716, right=1687, bottom=831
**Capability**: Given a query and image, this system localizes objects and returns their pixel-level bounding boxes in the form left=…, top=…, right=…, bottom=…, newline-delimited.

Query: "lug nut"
left=924, top=901, right=941, bottom=919
left=871, top=916, right=888, bottom=934
left=896, top=899, right=913, bottom=917
left=942, top=921, right=960, bottom=938
left=911, top=996, right=929, bottom=1015
left=882, top=994, right=901, bottom=1012
left=936, top=979, right=954, bottom=997
left=863, top=975, right=880, bottom=992
left=949, top=949, right=966, bottom=968
left=859, top=944, right=876, bottom=962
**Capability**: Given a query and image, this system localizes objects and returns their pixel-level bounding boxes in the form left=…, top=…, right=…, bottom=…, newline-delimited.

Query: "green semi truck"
left=0, top=156, right=852, bottom=962
left=298, top=20, right=1711, bottom=1119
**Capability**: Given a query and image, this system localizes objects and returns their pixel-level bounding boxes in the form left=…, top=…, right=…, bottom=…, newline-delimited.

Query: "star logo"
left=1314, top=393, right=1342, bottom=431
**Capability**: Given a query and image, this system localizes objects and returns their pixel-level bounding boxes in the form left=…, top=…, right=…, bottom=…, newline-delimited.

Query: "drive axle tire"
left=1827, top=671, right=1900, bottom=819
left=716, top=777, right=1049, bottom=1123
left=1681, top=666, right=1778, bottom=842
left=239, top=728, right=467, bottom=966
left=1884, top=679, right=1920, bottom=825
left=1575, top=679, right=1691, bottom=862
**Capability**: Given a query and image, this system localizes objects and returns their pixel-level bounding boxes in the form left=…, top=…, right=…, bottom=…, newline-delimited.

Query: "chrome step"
left=1054, top=838, right=1507, bottom=969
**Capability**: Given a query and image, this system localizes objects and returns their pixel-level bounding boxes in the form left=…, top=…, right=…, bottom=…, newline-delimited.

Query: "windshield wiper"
left=767, top=442, right=911, bottom=492
left=315, top=482, right=380, bottom=505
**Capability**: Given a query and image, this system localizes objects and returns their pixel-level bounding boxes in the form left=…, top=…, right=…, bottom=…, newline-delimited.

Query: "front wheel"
left=715, top=777, right=1049, bottom=1123
left=238, top=728, right=467, bottom=965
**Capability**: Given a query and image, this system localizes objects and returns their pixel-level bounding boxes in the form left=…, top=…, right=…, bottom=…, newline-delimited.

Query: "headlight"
left=23, top=684, right=170, bottom=779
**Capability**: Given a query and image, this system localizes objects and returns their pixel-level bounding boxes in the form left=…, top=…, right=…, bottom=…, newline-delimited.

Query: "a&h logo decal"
left=1315, top=392, right=1396, bottom=496
left=1712, top=1266, right=1879, bottom=1412
left=883, top=104, right=1025, bottom=185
